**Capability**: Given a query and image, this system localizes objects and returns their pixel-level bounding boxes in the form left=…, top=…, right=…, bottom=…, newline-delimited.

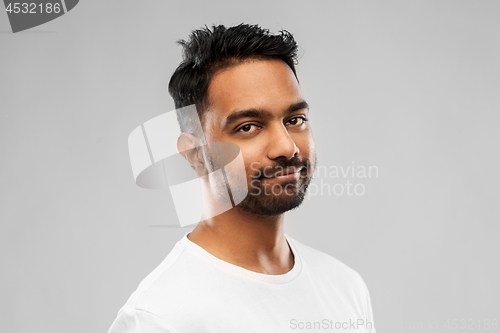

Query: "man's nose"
left=266, top=124, right=299, bottom=160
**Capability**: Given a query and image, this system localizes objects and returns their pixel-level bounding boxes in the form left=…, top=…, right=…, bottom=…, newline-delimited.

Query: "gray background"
left=1, top=1, right=499, bottom=332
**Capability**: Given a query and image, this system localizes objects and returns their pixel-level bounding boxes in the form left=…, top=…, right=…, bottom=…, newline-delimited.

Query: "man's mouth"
left=260, top=167, right=304, bottom=180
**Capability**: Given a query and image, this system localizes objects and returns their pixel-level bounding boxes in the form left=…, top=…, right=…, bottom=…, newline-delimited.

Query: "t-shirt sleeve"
left=364, top=281, right=376, bottom=333
left=107, top=307, right=179, bottom=333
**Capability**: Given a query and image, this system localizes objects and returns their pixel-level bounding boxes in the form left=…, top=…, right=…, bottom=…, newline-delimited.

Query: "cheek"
left=307, top=138, right=316, bottom=158
left=244, top=154, right=261, bottom=177
left=296, top=132, right=315, bottom=155
left=298, top=134, right=316, bottom=171
left=240, top=146, right=266, bottom=177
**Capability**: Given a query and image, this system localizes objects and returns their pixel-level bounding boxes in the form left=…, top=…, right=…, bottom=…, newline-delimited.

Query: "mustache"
left=250, top=158, right=311, bottom=179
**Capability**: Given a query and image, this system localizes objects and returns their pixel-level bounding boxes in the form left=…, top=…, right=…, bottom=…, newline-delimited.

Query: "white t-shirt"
left=108, top=233, right=376, bottom=333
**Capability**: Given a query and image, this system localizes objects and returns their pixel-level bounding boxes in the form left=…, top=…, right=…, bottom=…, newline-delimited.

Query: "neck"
left=187, top=208, right=294, bottom=275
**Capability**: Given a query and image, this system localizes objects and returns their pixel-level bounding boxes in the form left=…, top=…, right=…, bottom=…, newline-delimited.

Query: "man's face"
left=204, top=59, right=316, bottom=216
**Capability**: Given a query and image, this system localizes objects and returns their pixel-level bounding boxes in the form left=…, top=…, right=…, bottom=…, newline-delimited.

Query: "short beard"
left=236, top=176, right=312, bottom=216
left=235, top=155, right=316, bottom=216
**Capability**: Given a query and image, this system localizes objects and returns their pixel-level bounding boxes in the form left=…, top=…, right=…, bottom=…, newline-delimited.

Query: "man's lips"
left=260, top=167, right=304, bottom=180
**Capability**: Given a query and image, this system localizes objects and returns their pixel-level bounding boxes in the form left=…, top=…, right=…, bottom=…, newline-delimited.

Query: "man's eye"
left=286, top=116, right=308, bottom=126
left=237, top=124, right=260, bottom=134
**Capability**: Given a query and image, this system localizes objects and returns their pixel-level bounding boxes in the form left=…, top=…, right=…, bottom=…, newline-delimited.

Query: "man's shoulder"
left=119, top=239, right=204, bottom=312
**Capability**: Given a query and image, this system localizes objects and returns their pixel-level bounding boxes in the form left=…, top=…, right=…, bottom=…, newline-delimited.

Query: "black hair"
left=168, top=23, right=300, bottom=135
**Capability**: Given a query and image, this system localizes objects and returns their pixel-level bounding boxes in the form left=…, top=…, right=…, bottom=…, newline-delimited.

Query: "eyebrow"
left=222, top=101, right=309, bottom=131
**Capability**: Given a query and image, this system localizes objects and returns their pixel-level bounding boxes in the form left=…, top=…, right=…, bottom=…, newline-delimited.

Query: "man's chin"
left=236, top=200, right=304, bottom=216
left=235, top=187, right=308, bottom=216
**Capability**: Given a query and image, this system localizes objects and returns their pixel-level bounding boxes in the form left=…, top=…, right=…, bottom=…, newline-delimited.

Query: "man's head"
left=169, top=24, right=300, bottom=135
left=170, top=23, right=316, bottom=217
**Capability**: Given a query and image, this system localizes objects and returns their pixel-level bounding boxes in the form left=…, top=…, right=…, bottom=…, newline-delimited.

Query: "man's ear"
left=177, top=133, right=209, bottom=178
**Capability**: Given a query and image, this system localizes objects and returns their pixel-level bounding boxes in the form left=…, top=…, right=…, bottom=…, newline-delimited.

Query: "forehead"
left=206, top=59, right=303, bottom=121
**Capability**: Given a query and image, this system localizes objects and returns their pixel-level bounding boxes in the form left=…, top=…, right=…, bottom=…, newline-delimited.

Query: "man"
left=109, top=23, right=376, bottom=332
